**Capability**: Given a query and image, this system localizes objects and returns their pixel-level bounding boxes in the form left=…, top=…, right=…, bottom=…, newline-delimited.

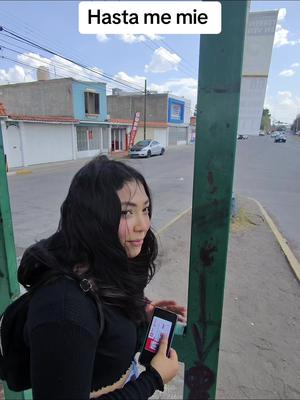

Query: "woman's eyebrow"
left=121, top=199, right=150, bottom=207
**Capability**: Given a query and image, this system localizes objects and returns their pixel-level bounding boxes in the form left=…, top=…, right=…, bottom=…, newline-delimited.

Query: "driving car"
left=274, top=133, right=286, bottom=143
left=271, top=131, right=279, bottom=138
left=128, top=139, right=165, bottom=158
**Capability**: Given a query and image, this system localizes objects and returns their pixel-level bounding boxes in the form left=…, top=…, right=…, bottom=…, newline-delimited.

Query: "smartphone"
left=139, top=307, right=178, bottom=366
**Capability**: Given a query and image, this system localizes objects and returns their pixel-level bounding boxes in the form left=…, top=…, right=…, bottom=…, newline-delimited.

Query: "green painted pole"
left=173, top=1, right=248, bottom=399
left=0, top=124, right=32, bottom=399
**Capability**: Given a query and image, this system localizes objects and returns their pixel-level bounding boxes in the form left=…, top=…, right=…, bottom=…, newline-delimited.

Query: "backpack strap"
left=30, top=274, right=105, bottom=338
left=80, top=279, right=105, bottom=338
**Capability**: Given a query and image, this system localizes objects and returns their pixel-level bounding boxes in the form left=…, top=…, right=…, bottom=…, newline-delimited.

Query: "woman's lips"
left=128, top=240, right=144, bottom=247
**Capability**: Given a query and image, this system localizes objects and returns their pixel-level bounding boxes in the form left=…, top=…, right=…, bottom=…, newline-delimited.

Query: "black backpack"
left=0, top=277, right=104, bottom=392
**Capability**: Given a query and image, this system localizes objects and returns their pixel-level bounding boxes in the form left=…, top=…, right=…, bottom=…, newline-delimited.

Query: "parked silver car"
left=128, top=139, right=165, bottom=158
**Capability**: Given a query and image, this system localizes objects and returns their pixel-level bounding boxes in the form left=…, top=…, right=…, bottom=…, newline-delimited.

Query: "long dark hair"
left=18, top=155, right=158, bottom=323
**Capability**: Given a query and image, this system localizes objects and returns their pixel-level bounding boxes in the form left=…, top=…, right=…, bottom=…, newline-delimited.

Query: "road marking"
left=157, top=207, right=191, bottom=236
left=248, top=197, right=300, bottom=282
left=15, top=169, right=32, bottom=175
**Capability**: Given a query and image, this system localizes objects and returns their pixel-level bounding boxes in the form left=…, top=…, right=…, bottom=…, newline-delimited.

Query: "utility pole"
left=144, top=79, right=147, bottom=140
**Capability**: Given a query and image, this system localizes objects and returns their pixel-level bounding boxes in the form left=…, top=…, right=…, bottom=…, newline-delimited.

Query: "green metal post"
left=173, top=1, right=248, bottom=399
left=0, top=124, right=32, bottom=399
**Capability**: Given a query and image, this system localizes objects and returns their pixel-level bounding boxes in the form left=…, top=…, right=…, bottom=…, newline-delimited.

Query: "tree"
left=260, top=108, right=271, bottom=132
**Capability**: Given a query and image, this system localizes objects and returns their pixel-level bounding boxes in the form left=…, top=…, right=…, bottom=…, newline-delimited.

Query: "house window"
left=84, top=91, right=99, bottom=115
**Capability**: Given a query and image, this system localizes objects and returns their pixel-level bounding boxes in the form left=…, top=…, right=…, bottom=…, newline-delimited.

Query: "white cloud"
left=149, top=77, right=197, bottom=113
left=119, top=33, right=162, bottom=43
left=274, top=24, right=300, bottom=47
left=265, top=91, right=300, bottom=123
left=113, top=71, right=146, bottom=90
left=277, top=8, right=286, bottom=21
left=18, top=52, right=50, bottom=68
left=119, top=34, right=146, bottom=43
left=0, top=65, right=34, bottom=84
left=0, top=52, right=106, bottom=84
left=145, top=34, right=162, bottom=40
left=291, top=62, right=300, bottom=68
left=279, top=69, right=295, bottom=77
left=96, top=34, right=109, bottom=42
left=145, top=47, right=181, bottom=73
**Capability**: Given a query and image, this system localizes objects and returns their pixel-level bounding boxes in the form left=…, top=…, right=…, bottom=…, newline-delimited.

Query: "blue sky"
left=0, top=1, right=299, bottom=123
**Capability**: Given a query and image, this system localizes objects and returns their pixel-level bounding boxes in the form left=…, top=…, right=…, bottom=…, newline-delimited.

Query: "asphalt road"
left=233, top=133, right=300, bottom=259
left=6, top=146, right=195, bottom=255
left=6, top=135, right=300, bottom=261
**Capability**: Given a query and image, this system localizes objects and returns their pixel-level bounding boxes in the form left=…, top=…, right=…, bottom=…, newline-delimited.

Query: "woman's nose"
left=134, top=215, right=149, bottom=232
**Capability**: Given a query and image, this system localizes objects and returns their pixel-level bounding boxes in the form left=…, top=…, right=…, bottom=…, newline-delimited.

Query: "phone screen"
left=139, top=307, right=177, bottom=366
left=145, top=316, right=173, bottom=353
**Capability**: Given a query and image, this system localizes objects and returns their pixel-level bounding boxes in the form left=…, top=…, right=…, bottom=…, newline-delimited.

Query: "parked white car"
left=128, top=140, right=165, bottom=158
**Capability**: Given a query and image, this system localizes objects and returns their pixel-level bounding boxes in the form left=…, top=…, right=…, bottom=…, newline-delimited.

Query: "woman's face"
left=117, top=180, right=151, bottom=258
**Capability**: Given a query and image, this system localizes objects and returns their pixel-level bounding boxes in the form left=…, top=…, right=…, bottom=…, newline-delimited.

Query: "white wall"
left=154, top=128, right=168, bottom=147
left=23, top=123, right=73, bottom=165
left=184, top=99, right=191, bottom=124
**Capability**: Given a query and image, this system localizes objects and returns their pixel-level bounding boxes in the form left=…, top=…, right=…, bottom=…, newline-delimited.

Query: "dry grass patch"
left=231, top=207, right=263, bottom=233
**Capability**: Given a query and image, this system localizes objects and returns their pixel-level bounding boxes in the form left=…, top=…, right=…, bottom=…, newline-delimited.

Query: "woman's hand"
left=145, top=300, right=187, bottom=323
left=150, top=335, right=179, bottom=384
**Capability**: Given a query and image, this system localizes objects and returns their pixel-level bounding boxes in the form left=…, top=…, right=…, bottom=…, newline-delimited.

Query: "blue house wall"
left=72, top=81, right=107, bottom=122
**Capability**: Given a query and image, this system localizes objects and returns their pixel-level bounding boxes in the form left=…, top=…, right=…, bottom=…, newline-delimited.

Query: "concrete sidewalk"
left=146, top=196, right=300, bottom=399
left=6, top=151, right=129, bottom=176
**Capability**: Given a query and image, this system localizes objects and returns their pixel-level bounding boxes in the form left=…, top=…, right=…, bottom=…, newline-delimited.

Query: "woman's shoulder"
left=27, top=276, right=100, bottom=337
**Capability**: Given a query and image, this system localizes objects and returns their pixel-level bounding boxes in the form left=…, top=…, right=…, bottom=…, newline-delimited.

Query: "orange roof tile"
left=8, top=114, right=79, bottom=123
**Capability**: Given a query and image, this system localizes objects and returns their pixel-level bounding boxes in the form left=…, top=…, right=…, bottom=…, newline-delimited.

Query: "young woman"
left=18, top=155, right=185, bottom=399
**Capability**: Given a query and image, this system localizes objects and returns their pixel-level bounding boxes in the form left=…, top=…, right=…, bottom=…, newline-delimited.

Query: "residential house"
left=107, top=90, right=191, bottom=149
left=0, top=76, right=111, bottom=168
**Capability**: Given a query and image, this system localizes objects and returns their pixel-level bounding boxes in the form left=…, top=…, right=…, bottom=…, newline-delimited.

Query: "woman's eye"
left=121, top=210, right=132, bottom=217
left=143, top=207, right=150, bottom=214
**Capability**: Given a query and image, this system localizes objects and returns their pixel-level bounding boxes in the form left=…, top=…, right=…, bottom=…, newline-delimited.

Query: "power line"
left=0, top=54, right=117, bottom=97
left=0, top=28, right=196, bottom=115
left=0, top=43, right=143, bottom=90
left=0, top=8, right=93, bottom=67
left=0, top=25, right=145, bottom=92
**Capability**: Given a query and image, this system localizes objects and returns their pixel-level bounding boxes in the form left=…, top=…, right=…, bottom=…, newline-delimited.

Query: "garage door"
left=168, top=126, right=188, bottom=145
left=154, top=129, right=167, bottom=148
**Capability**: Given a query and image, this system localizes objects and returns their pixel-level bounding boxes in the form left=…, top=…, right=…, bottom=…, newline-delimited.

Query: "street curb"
left=156, top=198, right=300, bottom=283
left=248, top=197, right=300, bottom=282
left=7, top=169, right=32, bottom=176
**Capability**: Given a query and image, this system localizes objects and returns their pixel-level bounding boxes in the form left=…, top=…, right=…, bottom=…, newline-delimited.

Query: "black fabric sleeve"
left=29, top=321, right=164, bottom=400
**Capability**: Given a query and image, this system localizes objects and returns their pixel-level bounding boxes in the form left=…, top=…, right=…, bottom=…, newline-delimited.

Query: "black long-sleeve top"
left=24, top=277, right=164, bottom=399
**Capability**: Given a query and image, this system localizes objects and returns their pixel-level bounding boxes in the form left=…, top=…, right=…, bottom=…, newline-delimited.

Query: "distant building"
left=108, top=91, right=191, bottom=149
left=0, top=77, right=111, bottom=167
left=238, top=10, right=279, bottom=136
